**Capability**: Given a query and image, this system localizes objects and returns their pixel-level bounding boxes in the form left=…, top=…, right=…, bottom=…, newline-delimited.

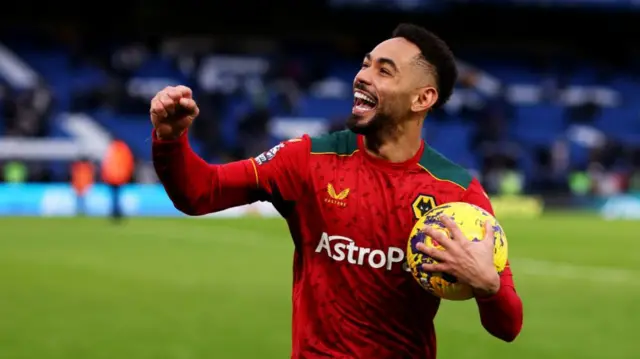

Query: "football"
left=406, top=202, right=508, bottom=301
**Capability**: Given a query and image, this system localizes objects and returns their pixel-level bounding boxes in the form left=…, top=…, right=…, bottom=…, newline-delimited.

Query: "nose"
left=354, top=68, right=373, bottom=87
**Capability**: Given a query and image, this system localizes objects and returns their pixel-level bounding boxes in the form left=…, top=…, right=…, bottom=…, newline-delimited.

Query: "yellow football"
left=406, top=202, right=508, bottom=301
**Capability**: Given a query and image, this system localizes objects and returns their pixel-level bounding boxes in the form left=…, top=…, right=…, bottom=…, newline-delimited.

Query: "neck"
left=363, top=118, right=424, bottom=163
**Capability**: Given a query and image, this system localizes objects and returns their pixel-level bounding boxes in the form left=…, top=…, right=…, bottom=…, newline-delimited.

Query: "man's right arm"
left=152, top=131, right=310, bottom=216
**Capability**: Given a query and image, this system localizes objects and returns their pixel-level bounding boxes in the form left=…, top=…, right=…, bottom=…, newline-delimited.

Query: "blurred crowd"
left=437, top=73, right=640, bottom=196
left=0, top=33, right=638, bottom=198
left=1, top=80, right=54, bottom=182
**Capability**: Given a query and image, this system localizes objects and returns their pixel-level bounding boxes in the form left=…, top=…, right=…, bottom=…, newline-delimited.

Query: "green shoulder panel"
left=310, top=130, right=359, bottom=156
left=418, top=145, right=473, bottom=190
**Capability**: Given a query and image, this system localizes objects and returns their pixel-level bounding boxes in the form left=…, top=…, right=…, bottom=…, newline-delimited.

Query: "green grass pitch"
left=0, top=214, right=638, bottom=359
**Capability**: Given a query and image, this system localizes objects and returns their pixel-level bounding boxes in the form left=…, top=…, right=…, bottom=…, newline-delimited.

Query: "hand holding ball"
left=406, top=202, right=508, bottom=301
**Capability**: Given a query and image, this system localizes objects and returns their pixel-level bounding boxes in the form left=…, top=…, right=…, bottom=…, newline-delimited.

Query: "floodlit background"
left=0, top=1, right=639, bottom=359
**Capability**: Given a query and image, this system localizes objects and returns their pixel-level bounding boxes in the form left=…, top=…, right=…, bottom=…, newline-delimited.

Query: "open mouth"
left=352, top=90, right=378, bottom=115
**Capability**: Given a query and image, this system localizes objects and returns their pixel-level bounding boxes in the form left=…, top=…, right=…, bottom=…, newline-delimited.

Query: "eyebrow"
left=364, top=53, right=399, bottom=73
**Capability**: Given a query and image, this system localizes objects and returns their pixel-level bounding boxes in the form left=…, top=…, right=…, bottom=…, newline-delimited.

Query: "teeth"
left=354, top=92, right=376, bottom=105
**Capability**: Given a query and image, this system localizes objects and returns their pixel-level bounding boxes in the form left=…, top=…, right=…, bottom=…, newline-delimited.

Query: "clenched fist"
left=150, top=85, right=200, bottom=140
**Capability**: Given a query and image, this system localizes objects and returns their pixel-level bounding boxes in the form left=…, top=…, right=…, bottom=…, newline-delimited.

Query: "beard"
left=346, top=100, right=408, bottom=136
left=346, top=112, right=391, bottom=135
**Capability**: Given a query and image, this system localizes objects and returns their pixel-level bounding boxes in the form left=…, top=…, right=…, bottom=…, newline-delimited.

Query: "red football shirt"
left=153, top=130, right=523, bottom=359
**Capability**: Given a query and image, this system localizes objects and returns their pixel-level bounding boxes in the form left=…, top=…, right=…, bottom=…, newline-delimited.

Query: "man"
left=102, top=138, right=134, bottom=222
left=70, top=157, right=95, bottom=216
left=151, top=24, right=523, bottom=358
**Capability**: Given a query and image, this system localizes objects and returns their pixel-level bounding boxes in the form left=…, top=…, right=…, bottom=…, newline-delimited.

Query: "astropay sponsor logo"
left=315, top=232, right=409, bottom=271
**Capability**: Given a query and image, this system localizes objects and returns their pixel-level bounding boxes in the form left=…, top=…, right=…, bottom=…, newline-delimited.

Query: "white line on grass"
left=130, top=226, right=639, bottom=285
left=512, top=258, right=639, bottom=285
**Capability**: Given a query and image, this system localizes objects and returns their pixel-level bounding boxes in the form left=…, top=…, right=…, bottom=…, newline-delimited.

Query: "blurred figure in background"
left=2, top=160, right=28, bottom=184
left=71, top=157, right=95, bottom=216
left=2, top=80, right=53, bottom=137
left=101, top=139, right=134, bottom=222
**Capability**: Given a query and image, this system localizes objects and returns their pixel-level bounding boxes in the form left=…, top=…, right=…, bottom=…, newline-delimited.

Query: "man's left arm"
left=460, top=178, right=524, bottom=342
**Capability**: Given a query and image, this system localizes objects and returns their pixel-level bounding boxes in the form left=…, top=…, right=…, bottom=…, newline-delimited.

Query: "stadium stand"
left=0, top=4, right=638, bottom=196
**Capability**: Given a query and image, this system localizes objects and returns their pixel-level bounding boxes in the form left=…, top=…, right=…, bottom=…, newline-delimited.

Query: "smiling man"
left=151, top=23, right=523, bottom=359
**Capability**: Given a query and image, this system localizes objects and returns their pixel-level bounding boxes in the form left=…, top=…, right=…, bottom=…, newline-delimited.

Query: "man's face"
left=347, top=37, right=433, bottom=135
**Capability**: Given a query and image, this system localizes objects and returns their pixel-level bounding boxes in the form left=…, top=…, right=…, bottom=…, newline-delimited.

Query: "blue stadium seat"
left=513, top=105, right=566, bottom=145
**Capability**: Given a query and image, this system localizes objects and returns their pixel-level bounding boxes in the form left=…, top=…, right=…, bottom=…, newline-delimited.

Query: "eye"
left=361, top=63, right=370, bottom=69
left=380, top=68, right=392, bottom=75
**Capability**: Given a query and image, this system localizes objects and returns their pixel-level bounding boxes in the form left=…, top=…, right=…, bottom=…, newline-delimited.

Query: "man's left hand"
left=417, top=215, right=500, bottom=297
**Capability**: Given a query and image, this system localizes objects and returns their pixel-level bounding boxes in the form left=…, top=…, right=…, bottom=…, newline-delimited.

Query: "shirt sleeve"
left=460, top=178, right=524, bottom=342
left=152, top=130, right=310, bottom=216
left=249, top=137, right=311, bottom=213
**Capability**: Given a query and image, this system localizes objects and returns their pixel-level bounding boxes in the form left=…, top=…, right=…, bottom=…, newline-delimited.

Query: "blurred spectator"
left=71, top=158, right=95, bottom=216
left=236, top=106, right=272, bottom=159
left=3, top=81, right=52, bottom=137
left=192, top=92, right=225, bottom=161
left=102, top=139, right=135, bottom=223
left=589, top=162, right=625, bottom=196
left=498, top=167, right=525, bottom=196
left=568, top=168, right=592, bottom=196
left=2, top=161, right=27, bottom=183
left=566, top=96, right=601, bottom=124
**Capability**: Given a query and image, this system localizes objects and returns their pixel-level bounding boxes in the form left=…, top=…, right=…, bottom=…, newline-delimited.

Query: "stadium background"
left=1, top=1, right=639, bottom=358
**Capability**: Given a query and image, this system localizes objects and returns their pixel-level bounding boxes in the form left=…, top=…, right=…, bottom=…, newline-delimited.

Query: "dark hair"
left=392, top=23, right=457, bottom=109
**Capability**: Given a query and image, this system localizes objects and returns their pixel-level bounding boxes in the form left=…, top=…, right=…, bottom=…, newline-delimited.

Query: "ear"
left=411, top=87, right=438, bottom=113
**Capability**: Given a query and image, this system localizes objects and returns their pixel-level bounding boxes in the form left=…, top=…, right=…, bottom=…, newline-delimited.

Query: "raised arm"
left=150, top=85, right=310, bottom=216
